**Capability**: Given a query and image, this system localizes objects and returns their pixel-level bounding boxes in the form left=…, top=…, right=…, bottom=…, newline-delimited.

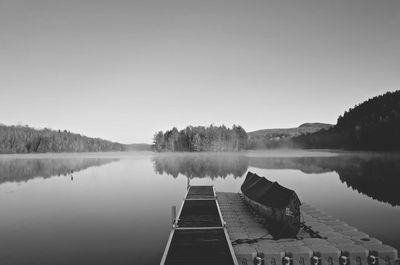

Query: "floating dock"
left=218, top=192, right=399, bottom=265
left=160, top=186, right=238, bottom=265
left=161, top=186, right=399, bottom=265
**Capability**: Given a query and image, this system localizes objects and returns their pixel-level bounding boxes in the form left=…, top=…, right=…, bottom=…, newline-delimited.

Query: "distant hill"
left=248, top=123, right=332, bottom=149
left=294, top=90, right=400, bottom=150
left=298, top=122, right=332, bottom=129
left=0, top=124, right=126, bottom=154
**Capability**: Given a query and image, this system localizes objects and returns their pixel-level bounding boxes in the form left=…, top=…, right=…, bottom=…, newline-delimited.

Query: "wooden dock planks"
left=177, top=200, right=222, bottom=228
left=160, top=186, right=238, bottom=265
left=186, top=185, right=215, bottom=200
left=163, top=229, right=235, bottom=265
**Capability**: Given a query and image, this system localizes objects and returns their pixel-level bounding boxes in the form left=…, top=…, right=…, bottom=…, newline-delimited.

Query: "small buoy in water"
left=368, top=255, right=377, bottom=265
left=71, top=175, right=73, bottom=181
left=311, top=256, right=321, bottom=265
left=340, top=255, right=349, bottom=265
left=254, top=256, right=263, bottom=265
left=283, top=256, right=293, bottom=265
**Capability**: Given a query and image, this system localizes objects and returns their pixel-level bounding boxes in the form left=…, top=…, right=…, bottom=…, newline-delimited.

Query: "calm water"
left=0, top=150, right=399, bottom=265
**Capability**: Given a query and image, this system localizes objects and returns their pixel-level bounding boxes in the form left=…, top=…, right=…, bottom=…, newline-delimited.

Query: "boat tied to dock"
left=241, top=172, right=301, bottom=239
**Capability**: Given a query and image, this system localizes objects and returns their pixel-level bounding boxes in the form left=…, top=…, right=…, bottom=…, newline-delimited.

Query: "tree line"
left=293, top=90, right=400, bottom=150
left=0, top=124, right=126, bottom=153
left=153, top=125, right=248, bottom=152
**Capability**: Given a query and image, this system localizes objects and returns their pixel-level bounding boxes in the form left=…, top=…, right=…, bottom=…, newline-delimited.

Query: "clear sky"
left=0, top=0, right=399, bottom=143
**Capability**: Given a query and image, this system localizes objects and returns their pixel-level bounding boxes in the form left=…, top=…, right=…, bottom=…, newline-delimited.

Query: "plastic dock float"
left=217, top=192, right=399, bottom=265
left=160, top=186, right=239, bottom=265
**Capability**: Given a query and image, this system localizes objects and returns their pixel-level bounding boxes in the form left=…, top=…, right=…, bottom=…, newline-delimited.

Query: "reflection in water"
left=335, top=156, right=400, bottom=207
left=251, top=155, right=400, bottom=206
left=0, top=158, right=119, bottom=184
left=250, top=156, right=333, bottom=174
left=153, top=153, right=400, bottom=206
left=0, top=152, right=399, bottom=264
left=152, top=153, right=249, bottom=179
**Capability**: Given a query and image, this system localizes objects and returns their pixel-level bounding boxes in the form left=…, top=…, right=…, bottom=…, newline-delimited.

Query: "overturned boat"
left=241, top=172, right=301, bottom=238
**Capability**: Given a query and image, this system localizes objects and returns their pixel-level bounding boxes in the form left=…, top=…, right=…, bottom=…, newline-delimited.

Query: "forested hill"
left=294, top=90, right=400, bottom=150
left=0, top=124, right=126, bottom=153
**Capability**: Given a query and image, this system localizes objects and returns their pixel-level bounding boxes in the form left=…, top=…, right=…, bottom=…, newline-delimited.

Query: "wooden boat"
left=241, top=172, right=301, bottom=238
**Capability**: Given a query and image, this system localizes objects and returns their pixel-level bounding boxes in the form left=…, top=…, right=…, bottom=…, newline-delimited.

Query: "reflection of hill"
left=152, top=154, right=249, bottom=179
left=0, top=158, right=119, bottom=184
left=250, top=155, right=400, bottom=206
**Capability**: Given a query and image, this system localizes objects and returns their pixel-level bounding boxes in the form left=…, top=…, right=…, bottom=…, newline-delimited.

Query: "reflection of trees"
left=0, top=158, right=119, bottom=184
left=152, top=152, right=400, bottom=206
left=152, top=154, right=249, bottom=179
left=250, top=155, right=400, bottom=206
left=335, top=157, right=400, bottom=207
left=250, top=157, right=334, bottom=174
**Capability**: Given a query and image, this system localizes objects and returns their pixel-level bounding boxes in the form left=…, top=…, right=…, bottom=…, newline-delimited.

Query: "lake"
left=0, top=150, right=399, bottom=265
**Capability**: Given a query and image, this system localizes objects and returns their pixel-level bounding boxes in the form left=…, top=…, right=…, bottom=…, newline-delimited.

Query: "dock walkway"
left=160, top=186, right=238, bottom=265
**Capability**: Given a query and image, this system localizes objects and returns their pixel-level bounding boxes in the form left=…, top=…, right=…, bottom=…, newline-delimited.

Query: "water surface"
left=0, top=151, right=399, bottom=265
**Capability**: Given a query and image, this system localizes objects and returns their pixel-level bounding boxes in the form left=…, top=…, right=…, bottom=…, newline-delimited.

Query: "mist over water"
left=153, top=151, right=400, bottom=206
left=0, top=157, right=119, bottom=184
left=0, top=151, right=399, bottom=265
left=152, top=153, right=249, bottom=179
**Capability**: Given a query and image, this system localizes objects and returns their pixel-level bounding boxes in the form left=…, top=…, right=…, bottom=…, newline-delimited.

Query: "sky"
left=0, top=0, right=399, bottom=143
